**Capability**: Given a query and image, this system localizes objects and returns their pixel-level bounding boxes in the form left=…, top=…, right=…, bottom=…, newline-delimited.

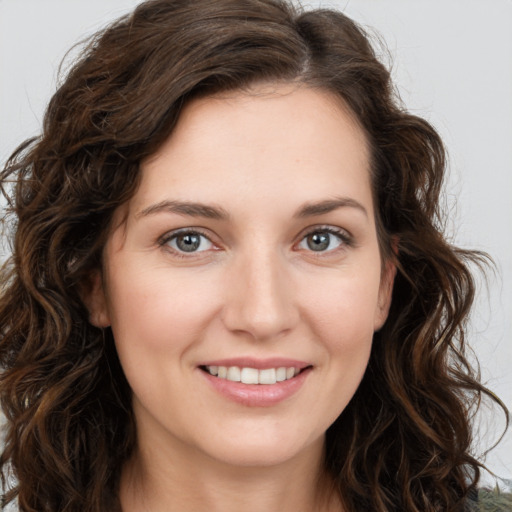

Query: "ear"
left=81, top=269, right=111, bottom=328
left=374, top=257, right=396, bottom=331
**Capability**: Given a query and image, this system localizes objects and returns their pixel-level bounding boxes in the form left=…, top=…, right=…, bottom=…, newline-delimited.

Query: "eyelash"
left=298, top=226, right=353, bottom=253
left=158, top=228, right=215, bottom=259
left=158, top=225, right=353, bottom=258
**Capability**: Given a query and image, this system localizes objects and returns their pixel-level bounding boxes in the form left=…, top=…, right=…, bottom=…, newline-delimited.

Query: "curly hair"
left=0, top=0, right=508, bottom=511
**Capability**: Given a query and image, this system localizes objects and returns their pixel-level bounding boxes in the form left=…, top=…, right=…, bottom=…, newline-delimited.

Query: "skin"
left=86, top=83, right=395, bottom=512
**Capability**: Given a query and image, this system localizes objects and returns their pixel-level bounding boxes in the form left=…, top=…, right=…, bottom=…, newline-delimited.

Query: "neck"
left=119, top=431, right=341, bottom=512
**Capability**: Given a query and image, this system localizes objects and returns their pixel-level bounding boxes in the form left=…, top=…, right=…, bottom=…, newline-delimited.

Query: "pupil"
left=177, top=234, right=201, bottom=252
left=307, top=232, right=329, bottom=251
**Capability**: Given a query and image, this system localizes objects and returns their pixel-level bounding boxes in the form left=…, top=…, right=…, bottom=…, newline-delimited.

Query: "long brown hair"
left=0, top=1, right=508, bottom=511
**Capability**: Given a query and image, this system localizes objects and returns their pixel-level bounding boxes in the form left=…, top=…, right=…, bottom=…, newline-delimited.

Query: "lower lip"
left=199, top=367, right=312, bottom=407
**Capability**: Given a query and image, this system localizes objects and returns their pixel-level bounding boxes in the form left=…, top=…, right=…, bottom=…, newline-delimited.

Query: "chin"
left=197, top=428, right=324, bottom=469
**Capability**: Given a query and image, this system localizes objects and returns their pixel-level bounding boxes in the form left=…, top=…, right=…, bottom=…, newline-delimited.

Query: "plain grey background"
left=1, top=0, right=511, bottom=483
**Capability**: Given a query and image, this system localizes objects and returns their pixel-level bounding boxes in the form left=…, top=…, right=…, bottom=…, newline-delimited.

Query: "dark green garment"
left=465, top=488, right=512, bottom=511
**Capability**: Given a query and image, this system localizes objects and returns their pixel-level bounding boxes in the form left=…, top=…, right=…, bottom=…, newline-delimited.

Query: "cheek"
left=105, top=265, right=223, bottom=357
left=104, top=265, right=226, bottom=417
left=293, top=269, right=380, bottom=429
left=299, top=265, right=382, bottom=350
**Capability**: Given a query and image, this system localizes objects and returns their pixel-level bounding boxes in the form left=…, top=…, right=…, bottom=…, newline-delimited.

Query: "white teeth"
left=259, top=368, right=276, bottom=384
left=226, top=366, right=241, bottom=382
left=241, top=367, right=259, bottom=384
left=205, top=365, right=302, bottom=384
left=276, top=367, right=287, bottom=382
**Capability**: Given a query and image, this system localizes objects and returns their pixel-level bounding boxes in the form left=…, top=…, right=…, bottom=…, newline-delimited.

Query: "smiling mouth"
left=200, top=365, right=311, bottom=385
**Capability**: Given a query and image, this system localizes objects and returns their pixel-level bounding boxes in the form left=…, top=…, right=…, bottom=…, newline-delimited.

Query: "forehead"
left=130, top=84, right=373, bottom=219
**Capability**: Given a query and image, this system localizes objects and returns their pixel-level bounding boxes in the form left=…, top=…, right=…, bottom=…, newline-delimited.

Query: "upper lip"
left=197, top=357, right=311, bottom=370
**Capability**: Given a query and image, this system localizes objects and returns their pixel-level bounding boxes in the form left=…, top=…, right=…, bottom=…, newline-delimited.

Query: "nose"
left=221, top=247, right=299, bottom=341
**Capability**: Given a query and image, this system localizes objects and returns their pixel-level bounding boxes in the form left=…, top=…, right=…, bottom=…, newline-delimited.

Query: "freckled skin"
left=87, top=83, right=395, bottom=511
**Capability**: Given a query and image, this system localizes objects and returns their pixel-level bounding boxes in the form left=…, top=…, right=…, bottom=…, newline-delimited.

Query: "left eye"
left=165, top=231, right=213, bottom=253
left=297, top=230, right=345, bottom=252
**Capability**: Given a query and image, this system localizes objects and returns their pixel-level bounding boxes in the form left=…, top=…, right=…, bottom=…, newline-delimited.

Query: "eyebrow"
left=137, top=200, right=229, bottom=220
left=295, top=197, right=368, bottom=219
left=136, top=196, right=368, bottom=221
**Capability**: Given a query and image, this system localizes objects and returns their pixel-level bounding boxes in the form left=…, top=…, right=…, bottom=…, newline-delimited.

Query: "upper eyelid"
left=158, top=229, right=217, bottom=257
left=294, top=226, right=354, bottom=255
left=158, top=227, right=213, bottom=244
left=297, top=224, right=352, bottom=241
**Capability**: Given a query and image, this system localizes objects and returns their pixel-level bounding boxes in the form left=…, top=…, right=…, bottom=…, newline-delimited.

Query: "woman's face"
left=88, top=84, right=395, bottom=469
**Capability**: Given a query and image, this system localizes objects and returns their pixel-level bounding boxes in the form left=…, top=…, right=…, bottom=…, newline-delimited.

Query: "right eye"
left=161, top=230, right=214, bottom=254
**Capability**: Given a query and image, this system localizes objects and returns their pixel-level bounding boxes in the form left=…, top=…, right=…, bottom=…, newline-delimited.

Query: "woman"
left=0, top=0, right=508, bottom=511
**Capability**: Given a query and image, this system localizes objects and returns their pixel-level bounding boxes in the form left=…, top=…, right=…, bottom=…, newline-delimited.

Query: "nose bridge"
left=222, top=241, right=297, bottom=340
